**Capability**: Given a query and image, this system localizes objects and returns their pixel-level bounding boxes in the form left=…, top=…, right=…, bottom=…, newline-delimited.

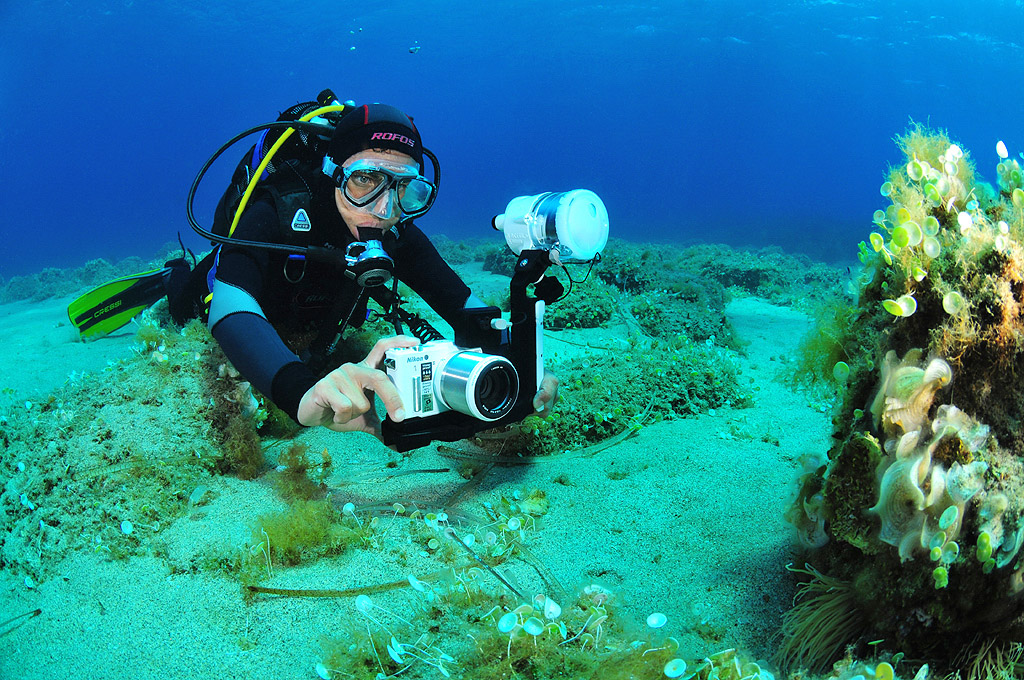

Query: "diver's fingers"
left=321, top=366, right=376, bottom=426
left=297, top=368, right=371, bottom=429
left=347, top=363, right=407, bottom=422
left=361, top=335, right=419, bottom=370
left=297, top=361, right=408, bottom=431
left=533, top=371, right=560, bottom=412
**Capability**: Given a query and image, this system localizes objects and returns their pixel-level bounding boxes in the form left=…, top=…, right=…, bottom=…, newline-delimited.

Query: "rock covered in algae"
left=781, top=125, right=1024, bottom=673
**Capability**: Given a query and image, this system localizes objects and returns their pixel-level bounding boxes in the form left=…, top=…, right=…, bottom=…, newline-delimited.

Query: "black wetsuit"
left=171, top=182, right=472, bottom=423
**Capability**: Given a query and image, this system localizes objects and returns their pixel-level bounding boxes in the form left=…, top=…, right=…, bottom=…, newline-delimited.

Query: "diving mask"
left=336, top=159, right=437, bottom=218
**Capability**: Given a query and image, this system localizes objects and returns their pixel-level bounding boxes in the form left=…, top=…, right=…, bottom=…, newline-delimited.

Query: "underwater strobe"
left=492, top=189, right=609, bottom=263
left=381, top=189, right=609, bottom=452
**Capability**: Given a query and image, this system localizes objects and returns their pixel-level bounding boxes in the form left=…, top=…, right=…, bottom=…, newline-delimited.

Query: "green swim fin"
left=67, top=267, right=172, bottom=339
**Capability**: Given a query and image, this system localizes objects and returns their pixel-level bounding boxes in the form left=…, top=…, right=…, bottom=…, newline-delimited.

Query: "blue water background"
left=2, top=0, right=1022, bottom=279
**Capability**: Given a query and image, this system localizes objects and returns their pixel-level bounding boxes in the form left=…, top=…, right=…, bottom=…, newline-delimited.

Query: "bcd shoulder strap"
left=210, top=90, right=340, bottom=243
left=260, top=159, right=318, bottom=246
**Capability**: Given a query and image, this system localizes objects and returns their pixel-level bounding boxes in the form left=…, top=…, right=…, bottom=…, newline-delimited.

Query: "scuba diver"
left=70, top=95, right=559, bottom=440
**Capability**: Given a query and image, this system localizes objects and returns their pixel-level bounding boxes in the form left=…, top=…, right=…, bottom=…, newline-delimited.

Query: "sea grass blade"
left=0, top=608, right=42, bottom=637
left=245, top=563, right=475, bottom=599
left=247, top=580, right=408, bottom=599
left=512, top=540, right=569, bottom=602
left=444, top=527, right=524, bottom=601
left=440, top=462, right=496, bottom=507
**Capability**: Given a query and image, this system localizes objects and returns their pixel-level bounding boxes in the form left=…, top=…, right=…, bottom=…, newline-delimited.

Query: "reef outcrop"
left=781, top=125, right=1024, bottom=675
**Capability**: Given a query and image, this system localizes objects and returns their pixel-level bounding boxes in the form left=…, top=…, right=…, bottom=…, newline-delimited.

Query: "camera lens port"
left=439, top=352, right=518, bottom=421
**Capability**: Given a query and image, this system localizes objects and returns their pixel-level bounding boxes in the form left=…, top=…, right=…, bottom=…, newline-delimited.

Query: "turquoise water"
left=4, top=3, right=1024, bottom=678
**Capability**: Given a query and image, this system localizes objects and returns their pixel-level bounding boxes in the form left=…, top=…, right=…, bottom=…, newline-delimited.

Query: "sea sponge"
left=918, top=460, right=988, bottom=553
left=885, top=356, right=951, bottom=433
left=933, top=404, right=991, bottom=454
left=784, top=489, right=829, bottom=550
left=799, top=494, right=829, bottom=549
left=868, top=390, right=994, bottom=562
left=946, top=461, right=989, bottom=504
left=868, top=451, right=930, bottom=560
left=869, top=349, right=952, bottom=437
left=784, top=452, right=830, bottom=549
left=868, top=417, right=990, bottom=561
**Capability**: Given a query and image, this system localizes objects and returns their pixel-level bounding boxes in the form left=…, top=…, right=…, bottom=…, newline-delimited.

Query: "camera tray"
left=381, top=249, right=562, bottom=451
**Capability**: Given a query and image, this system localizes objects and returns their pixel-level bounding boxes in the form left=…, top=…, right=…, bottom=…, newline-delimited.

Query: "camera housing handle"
left=381, top=249, right=561, bottom=451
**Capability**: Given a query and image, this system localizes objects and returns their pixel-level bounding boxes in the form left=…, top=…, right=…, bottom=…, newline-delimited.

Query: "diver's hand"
left=297, top=336, right=419, bottom=435
left=533, top=370, right=559, bottom=416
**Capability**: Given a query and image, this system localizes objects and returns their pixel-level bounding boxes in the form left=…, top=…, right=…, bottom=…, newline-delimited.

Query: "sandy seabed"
left=0, top=276, right=830, bottom=680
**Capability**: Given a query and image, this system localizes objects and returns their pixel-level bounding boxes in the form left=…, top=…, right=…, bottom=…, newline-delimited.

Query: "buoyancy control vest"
left=210, top=90, right=346, bottom=250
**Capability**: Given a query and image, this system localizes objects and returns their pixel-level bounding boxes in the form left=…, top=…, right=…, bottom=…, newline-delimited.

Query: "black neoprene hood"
left=327, top=103, right=424, bottom=168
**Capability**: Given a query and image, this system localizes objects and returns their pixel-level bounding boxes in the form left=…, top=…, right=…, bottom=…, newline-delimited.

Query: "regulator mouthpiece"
left=345, top=238, right=394, bottom=287
left=492, top=189, right=609, bottom=263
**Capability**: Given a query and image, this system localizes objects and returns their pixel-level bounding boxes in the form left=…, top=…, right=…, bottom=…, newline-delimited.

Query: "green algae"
left=505, top=336, right=751, bottom=457
left=0, top=235, right=830, bottom=678
left=0, top=308, right=280, bottom=580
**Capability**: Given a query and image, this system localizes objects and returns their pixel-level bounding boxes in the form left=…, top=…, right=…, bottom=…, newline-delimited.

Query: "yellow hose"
left=228, top=104, right=348, bottom=237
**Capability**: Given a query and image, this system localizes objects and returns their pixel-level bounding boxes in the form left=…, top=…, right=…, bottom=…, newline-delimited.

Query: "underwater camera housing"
left=380, top=190, right=609, bottom=452
left=384, top=340, right=519, bottom=421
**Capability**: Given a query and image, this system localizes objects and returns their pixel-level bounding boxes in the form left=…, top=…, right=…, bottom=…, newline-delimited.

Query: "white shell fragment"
left=647, top=612, right=668, bottom=628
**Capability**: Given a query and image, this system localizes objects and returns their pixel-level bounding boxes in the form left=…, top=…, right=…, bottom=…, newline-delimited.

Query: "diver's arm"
left=207, top=281, right=317, bottom=420
left=205, top=200, right=318, bottom=420
left=211, top=202, right=410, bottom=430
left=211, top=303, right=411, bottom=430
